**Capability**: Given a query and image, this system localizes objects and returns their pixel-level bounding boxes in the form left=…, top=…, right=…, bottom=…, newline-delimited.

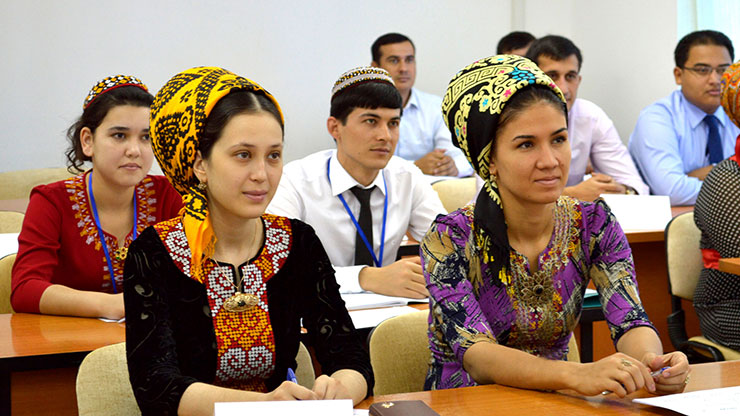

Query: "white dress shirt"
left=396, top=88, right=474, bottom=177
left=267, top=149, right=447, bottom=293
left=569, top=98, right=649, bottom=195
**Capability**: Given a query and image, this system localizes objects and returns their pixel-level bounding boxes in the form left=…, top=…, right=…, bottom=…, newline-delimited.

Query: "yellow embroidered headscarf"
left=150, top=67, right=283, bottom=281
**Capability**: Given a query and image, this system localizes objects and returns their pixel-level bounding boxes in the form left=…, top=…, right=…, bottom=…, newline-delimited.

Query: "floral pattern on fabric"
left=422, top=197, right=656, bottom=390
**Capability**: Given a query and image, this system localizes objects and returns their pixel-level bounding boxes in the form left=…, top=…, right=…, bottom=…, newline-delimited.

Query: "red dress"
left=10, top=171, right=183, bottom=313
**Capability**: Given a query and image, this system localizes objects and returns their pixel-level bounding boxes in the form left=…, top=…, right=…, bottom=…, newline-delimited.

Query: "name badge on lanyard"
left=327, top=158, right=387, bottom=267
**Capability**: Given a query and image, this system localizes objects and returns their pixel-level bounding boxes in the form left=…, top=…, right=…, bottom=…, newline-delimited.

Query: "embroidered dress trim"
left=65, top=173, right=157, bottom=291
left=155, top=214, right=293, bottom=391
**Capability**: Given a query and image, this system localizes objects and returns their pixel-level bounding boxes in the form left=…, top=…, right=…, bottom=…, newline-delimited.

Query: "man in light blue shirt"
left=371, top=33, right=473, bottom=177
left=629, top=30, right=738, bottom=205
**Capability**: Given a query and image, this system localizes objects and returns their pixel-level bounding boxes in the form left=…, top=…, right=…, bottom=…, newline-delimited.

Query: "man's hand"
left=563, top=173, right=626, bottom=201
left=414, top=149, right=458, bottom=176
left=357, top=257, right=428, bottom=298
left=687, top=165, right=714, bottom=181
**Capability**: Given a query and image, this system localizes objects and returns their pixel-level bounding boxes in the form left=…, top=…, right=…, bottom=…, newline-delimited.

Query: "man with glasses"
left=629, top=30, right=738, bottom=205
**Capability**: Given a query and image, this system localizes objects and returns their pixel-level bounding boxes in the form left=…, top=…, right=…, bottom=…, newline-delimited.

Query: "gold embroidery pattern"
left=66, top=174, right=156, bottom=290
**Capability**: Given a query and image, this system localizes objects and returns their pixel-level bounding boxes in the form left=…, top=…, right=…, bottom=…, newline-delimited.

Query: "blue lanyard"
left=87, top=172, right=138, bottom=294
left=327, top=158, right=387, bottom=267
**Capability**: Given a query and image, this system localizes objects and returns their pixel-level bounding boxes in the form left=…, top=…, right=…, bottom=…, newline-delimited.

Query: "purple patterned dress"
left=421, top=196, right=656, bottom=390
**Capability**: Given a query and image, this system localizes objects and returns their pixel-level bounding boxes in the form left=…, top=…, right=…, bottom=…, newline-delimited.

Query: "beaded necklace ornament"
left=221, top=220, right=261, bottom=313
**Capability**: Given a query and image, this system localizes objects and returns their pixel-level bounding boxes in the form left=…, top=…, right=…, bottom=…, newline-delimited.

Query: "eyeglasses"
left=682, top=64, right=731, bottom=77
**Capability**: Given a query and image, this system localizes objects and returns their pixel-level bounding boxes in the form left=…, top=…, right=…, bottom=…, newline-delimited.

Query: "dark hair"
left=199, top=90, right=284, bottom=159
left=65, top=86, right=154, bottom=173
left=371, top=33, right=415, bottom=63
left=675, top=30, right=734, bottom=68
left=496, top=31, right=536, bottom=54
left=493, top=86, right=567, bottom=153
left=330, top=82, right=402, bottom=124
left=526, top=35, right=583, bottom=70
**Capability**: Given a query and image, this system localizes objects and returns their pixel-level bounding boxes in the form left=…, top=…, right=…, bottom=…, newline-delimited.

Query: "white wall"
left=0, top=0, right=679, bottom=173
left=521, top=0, right=679, bottom=143
left=0, top=0, right=511, bottom=172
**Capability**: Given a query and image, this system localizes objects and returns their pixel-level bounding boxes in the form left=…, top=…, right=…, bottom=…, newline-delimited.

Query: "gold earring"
left=197, top=182, right=207, bottom=191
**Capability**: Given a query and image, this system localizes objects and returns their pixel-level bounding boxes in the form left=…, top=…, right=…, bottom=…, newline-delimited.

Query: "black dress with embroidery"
left=123, top=216, right=373, bottom=415
left=694, top=158, right=740, bottom=350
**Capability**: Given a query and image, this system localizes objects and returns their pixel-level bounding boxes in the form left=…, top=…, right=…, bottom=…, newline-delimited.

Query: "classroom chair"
left=0, top=211, right=24, bottom=233
left=431, top=177, right=477, bottom=213
left=0, top=167, right=70, bottom=199
left=0, top=254, right=15, bottom=313
left=368, top=310, right=430, bottom=395
left=368, top=310, right=581, bottom=395
left=76, top=342, right=139, bottom=416
left=665, top=212, right=740, bottom=362
left=76, top=341, right=317, bottom=415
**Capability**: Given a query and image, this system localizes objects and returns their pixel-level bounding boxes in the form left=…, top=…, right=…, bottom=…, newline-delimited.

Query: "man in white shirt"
left=526, top=35, right=649, bottom=200
left=267, top=67, right=446, bottom=298
left=370, top=33, right=473, bottom=178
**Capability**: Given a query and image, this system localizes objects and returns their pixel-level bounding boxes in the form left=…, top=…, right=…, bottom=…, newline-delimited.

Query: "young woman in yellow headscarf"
left=123, top=67, right=371, bottom=414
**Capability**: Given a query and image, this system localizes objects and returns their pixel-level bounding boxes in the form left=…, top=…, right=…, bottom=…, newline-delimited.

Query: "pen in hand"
left=287, top=368, right=298, bottom=384
left=601, top=367, right=671, bottom=395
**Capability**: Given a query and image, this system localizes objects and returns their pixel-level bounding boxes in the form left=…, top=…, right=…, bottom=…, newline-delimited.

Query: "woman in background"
left=422, top=55, right=689, bottom=397
left=11, top=75, right=182, bottom=318
left=124, top=67, right=371, bottom=415
left=693, top=61, right=740, bottom=351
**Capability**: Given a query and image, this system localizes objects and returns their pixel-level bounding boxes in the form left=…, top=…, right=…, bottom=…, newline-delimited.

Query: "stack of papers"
left=599, top=194, right=672, bottom=231
left=348, top=306, right=420, bottom=329
left=216, top=399, right=353, bottom=415
left=341, top=293, right=427, bottom=311
left=633, top=385, right=740, bottom=415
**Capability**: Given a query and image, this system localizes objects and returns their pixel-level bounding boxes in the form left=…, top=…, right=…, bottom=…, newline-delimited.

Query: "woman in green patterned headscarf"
left=422, top=55, right=689, bottom=396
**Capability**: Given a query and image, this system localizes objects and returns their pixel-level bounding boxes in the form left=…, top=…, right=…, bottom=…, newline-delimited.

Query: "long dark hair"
left=65, top=86, right=154, bottom=173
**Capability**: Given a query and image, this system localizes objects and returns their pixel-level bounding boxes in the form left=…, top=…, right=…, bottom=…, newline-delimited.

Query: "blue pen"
left=651, top=366, right=670, bottom=377
left=287, top=368, right=298, bottom=383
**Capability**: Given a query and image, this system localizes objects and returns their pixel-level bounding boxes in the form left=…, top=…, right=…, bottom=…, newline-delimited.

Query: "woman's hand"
left=98, top=293, right=125, bottom=320
left=569, top=353, right=655, bottom=397
left=311, top=374, right=351, bottom=400
left=265, top=381, right=318, bottom=401
left=641, top=351, right=690, bottom=395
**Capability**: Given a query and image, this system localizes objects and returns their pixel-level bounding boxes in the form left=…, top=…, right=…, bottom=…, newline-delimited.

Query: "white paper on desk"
left=215, top=399, right=352, bottom=416
left=349, top=306, right=419, bottom=329
left=633, top=385, right=740, bottom=415
left=99, top=317, right=125, bottom=323
left=0, top=233, right=19, bottom=259
left=599, top=194, right=672, bottom=231
left=342, top=293, right=428, bottom=311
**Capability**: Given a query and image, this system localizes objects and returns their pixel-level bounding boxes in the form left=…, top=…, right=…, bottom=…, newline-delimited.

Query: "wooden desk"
left=0, top=199, right=28, bottom=214
left=719, top=258, right=740, bottom=276
left=0, top=313, right=125, bottom=416
left=357, top=360, right=740, bottom=415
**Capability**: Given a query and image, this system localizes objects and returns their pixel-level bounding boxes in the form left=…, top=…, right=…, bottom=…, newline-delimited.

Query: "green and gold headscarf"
left=150, top=67, right=283, bottom=280
left=442, top=55, right=565, bottom=279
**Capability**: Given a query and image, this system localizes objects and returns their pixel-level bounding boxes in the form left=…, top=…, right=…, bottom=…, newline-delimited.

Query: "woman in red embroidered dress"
left=123, top=67, right=372, bottom=414
left=10, top=75, right=183, bottom=318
